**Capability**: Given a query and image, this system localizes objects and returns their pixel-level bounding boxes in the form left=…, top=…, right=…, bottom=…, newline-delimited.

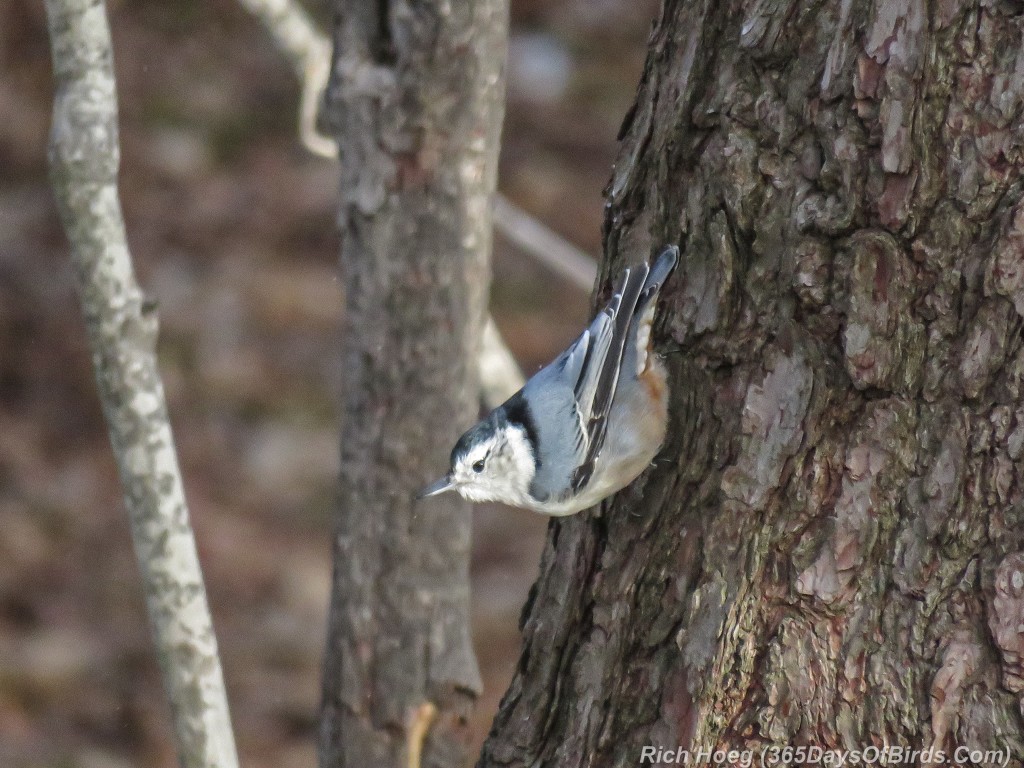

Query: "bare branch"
left=234, top=0, right=335, bottom=158
left=491, top=193, right=597, bottom=292
left=43, top=2, right=239, bottom=767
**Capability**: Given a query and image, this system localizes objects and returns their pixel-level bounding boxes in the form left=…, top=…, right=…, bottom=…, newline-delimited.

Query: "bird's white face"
left=424, top=423, right=536, bottom=507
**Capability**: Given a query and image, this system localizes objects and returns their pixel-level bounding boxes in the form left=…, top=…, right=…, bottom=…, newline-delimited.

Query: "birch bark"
left=44, top=1, right=238, bottom=766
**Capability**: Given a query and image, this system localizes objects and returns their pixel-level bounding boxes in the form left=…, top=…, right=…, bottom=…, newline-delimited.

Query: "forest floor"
left=0, top=0, right=654, bottom=765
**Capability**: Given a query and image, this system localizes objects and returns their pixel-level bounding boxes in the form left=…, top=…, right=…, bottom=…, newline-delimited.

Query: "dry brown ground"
left=0, top=1, right=654, bottom=765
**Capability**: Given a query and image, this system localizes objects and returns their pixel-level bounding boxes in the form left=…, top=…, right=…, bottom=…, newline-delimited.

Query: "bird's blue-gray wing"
left=568, top=262, right=652, bottom=492
left=523, top=249, right=678, bottom=502
left=522, top=302, right=615, bottom=499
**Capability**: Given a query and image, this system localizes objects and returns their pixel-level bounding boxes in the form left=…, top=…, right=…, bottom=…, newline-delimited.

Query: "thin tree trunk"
left=43, top=1, right=239, bottom=767
left=318, top=2, right=507, bottom=767
left=480, top=2, right=1024, bottom=766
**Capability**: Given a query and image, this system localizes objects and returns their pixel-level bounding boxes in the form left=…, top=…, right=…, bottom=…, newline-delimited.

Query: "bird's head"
left=419, top=412, right=536, bottom=507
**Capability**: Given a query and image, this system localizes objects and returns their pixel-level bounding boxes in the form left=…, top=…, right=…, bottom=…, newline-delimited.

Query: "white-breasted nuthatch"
left=419, top=245, right=678, bottom=516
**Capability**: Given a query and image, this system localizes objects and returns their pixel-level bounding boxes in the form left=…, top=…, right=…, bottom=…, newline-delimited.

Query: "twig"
left=491, top=193, right=597, bottom=291
left=234, top=0, right=335, bottom=157
left=406, top=701, right=438, bottom=768
left=43, top=2, right=239, bottom=767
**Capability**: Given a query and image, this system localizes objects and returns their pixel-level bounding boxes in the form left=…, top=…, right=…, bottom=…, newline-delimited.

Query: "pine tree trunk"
left=318, top=2, right=507, bottom=767
left=479, top=2, right=1024, bottom=766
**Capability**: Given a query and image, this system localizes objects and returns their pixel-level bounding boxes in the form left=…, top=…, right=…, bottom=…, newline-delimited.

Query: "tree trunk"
left=479, top=2, right=1024, bottom=766
left=319, top=2, right=507, bottom=767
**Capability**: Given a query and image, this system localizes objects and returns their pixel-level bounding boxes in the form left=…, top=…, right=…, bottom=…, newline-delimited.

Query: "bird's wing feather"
left=550, top=296, right=617, bottom=458
left=569, top=262, right=651, bottom=492
left=570, top=299, right=617, bottom=446
left=553, top=327, right=593, bottom=455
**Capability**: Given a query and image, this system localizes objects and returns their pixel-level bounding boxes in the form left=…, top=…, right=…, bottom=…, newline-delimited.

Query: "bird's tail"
left=630, top=245, right=678, bottom=377
left=641, top=245, right=679, bottom=304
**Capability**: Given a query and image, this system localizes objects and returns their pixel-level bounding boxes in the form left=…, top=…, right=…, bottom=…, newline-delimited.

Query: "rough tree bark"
left=319, top=2, right=507, bottom=768
left=480, top=2, right=1024, bottom=766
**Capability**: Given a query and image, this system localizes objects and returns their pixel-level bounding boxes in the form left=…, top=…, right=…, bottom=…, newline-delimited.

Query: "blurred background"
left=0, top=0, right=657, bottom=765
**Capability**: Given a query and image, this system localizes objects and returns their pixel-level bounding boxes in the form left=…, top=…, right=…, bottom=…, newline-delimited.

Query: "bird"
left=419, top=245, right=678, bottom=516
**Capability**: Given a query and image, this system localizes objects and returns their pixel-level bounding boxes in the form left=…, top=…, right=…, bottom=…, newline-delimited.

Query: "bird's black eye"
left=472, top=459, right=485, bottom=473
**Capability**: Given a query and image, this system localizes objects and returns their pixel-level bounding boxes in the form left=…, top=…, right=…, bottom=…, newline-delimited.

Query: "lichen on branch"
left=43, top=1, right=239, bottom=766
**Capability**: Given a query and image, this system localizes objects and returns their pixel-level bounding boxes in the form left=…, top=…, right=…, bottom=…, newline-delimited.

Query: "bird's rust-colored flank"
left=639, top=358, right=667, bottom=402
left=636, top=314, right=667, bottom=402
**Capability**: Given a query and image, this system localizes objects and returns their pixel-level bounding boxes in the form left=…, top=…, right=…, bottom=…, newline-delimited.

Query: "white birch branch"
left=43, top=2, right=239, bottom=767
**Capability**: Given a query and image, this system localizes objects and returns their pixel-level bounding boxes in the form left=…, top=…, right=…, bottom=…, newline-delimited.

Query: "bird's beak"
left=417, top=475, right=454, bottom=500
